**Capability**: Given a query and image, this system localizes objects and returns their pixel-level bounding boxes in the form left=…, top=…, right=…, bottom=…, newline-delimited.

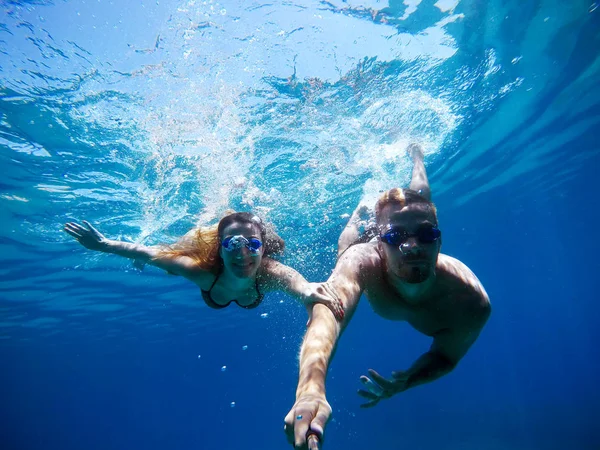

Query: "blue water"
left=1, top=0, right=599, bottom=449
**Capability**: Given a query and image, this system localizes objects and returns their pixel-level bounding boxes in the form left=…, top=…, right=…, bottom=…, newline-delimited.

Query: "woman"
left=64, top=212, right=343, bottom=318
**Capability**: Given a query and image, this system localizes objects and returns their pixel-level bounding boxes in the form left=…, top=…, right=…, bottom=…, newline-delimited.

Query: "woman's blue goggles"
left=221, top=235, right=263, bottom=253
left=380, top=225, right=441, bottom=246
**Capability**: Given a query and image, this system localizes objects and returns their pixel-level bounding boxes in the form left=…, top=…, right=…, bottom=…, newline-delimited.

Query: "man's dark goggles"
left=221, top=235, right=263, bottom=253
left=380, top=225, right=441, bottom=246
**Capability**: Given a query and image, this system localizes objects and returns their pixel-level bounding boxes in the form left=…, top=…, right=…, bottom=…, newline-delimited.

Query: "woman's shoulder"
left=180, top=263, right=219, bottom=286
left=259, top=257, right=292, bottom=276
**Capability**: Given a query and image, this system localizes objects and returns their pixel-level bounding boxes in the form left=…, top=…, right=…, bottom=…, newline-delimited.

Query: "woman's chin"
left=230, top=263, right=256, bottom=278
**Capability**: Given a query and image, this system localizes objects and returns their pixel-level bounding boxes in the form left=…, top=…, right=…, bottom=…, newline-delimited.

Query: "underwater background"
left=1, top=0, right=599, bottom=449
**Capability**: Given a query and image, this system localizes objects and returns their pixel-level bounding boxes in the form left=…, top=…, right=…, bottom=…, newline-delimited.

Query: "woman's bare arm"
left=261, top=258, right=344, bottom=320
left=64, top=220, right=203, bottom=278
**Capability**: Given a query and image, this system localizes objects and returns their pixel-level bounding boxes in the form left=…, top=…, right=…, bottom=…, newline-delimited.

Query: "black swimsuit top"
left=201, top=267, right=264, bottom=309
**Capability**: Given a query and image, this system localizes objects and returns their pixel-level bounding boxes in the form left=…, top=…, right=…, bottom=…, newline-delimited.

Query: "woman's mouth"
left=233, top=261, right=253, bottom=269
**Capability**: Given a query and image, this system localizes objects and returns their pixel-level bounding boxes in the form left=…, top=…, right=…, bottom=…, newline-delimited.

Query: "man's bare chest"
left=364, top=281, right=456, bottom=336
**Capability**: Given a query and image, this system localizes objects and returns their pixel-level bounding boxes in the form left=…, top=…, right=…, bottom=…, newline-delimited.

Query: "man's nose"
left=399, top=237, right=420, bottom=255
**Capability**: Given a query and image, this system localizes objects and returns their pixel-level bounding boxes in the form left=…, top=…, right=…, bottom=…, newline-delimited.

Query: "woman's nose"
left=235, top=247, right=251, bottom=258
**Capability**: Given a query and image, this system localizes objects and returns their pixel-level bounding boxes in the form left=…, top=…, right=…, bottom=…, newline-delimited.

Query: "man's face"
left=377, top=202, right=441, bottom=284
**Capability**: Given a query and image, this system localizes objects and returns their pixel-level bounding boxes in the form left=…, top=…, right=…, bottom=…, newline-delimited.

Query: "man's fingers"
left=284, top=423, right=295, bottom=445
left=359, top=375, right=384, bottom=396
left=358, top=388, right=381, bottom=408
left=294, top=415, right=311, bottom=449
left=358, top=372, right=391, bottom=408
left=284, top=411, right=296, bottom=445
left=307, top=434, right=320, bottom=450
left=310, top=408, right=329, bottom=439
left=367, top=369, right=395, bottom=390
left=357, top=388, right=379, bottom=400
left=288, top=401, right=331, bottom=449
left=359, top=398, right=379, bottom=409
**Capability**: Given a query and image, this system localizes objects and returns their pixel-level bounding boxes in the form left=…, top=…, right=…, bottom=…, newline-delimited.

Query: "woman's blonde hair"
left=157, top=212, right=285, bottom=273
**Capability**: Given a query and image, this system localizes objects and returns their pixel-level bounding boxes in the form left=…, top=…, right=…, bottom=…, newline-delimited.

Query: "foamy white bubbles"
left=354, top=91, right=459, bottom=204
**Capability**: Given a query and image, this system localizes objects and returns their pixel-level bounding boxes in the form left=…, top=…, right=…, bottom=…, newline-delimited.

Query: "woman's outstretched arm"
left=64, top=220, right=202, bottom=278
left=261, top=259, right=344, bottom=320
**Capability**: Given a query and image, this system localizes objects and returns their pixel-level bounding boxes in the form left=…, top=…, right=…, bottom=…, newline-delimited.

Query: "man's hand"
left=64, top=220, right=111, bottom=252
left=303, top=282, right=344, bottom=321
left=284, top=393, right=331, bottom=449
left=357, top=369, right=410, bottom=408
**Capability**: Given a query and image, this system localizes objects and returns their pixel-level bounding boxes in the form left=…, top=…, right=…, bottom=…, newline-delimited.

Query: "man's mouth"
left=402, top=258, right=427, bottom=265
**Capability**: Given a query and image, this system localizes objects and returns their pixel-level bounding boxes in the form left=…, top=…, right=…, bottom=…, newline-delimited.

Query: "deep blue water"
left=1, top=1, right=599, bottom=449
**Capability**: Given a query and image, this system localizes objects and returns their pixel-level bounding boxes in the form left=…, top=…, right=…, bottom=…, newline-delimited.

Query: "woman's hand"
left=304, top=282, right=345, bottom=321
left=64, top=220, right=111, bottom=252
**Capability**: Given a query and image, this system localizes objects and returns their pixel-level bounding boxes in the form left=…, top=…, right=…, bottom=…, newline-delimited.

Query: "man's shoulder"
left=337, top=241, right=382, bottom=267
left=437, top=254, right=483, bottom=287
left=436, top=254, right=491, bottom=315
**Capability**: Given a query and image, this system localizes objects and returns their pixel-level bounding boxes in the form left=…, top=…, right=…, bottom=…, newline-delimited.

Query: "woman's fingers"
left=64, top=223, right=83, bottom=238
left=65, top=222, right=86, bottom=232
left=82, top=220, right=97, bottom=232
left=322, top=283, right=345, bottom=321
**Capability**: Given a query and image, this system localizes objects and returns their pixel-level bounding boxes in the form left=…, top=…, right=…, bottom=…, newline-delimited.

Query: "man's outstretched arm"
left=284, top=246, right=367, bottom=449
left=284, top=302, right=341, bottom=449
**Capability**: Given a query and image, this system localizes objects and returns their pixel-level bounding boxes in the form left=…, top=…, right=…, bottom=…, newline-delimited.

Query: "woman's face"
left=219, top=221, right=264, bottom=279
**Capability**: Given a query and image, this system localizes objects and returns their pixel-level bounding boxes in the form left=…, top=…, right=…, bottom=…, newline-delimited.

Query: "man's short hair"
left=374, top=188, right=438, bottom=224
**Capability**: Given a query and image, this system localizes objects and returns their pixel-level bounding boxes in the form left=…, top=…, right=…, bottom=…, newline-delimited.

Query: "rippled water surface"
left=1, top=1, right=599, bottom=449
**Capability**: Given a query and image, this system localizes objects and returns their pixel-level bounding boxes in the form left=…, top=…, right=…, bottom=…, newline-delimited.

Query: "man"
left=284, top=144, right=491, bottom=449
